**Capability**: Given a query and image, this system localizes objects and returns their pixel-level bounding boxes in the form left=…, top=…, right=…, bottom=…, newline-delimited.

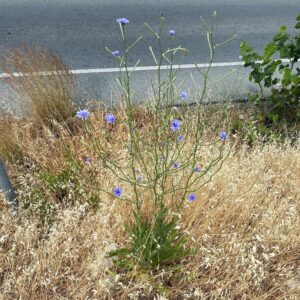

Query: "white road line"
left=0, top=59, right=292, bottom=78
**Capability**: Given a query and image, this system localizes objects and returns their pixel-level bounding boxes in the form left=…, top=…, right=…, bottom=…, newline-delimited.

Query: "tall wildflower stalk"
left=77, top=13, right=234, bottom=270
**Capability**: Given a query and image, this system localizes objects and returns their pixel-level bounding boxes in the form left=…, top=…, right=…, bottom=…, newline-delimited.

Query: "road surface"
left=0, top=0, right=299, bottom=110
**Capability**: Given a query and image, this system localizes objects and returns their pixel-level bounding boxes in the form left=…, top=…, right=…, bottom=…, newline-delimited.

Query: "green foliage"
left=40, top=150, right=84, bottom=204
left=230, top=112, right=283, bottom=146
left=87, top=193, right=101, bottom=209
left=108, top=208, right=191, bottom=270
left=17, top=150, right=96, bottom=223
left=240, top=14, right=300, bottom=124
left=22, top=188, right=55, bottom=225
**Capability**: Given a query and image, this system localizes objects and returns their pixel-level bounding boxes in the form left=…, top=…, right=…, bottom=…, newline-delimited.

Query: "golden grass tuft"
left=0, top=117, right=23, bottom=162
left=0, top=46, right=77, bottom=129
left=0, top=108, right=299, bottom=299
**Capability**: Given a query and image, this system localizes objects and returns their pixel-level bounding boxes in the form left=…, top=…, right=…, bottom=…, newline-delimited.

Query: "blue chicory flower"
left=194, top=165, right=200, bottom=172
left=173, top=162, right=180, bottom=169
left=105, top=113, right=116, bottom=124
left=116, top=18, right=129, bottom=25
left=188, top=193, right=197, bottom=202
left=84, top=156, right=93, bottom=164
left=171, top=119, right=181, bottom=132
left=137, top=175, right=142, bottom=182
left=76, top=109, right=90, bottom=120
left=169, top=30, right=176, bottom=36
left=111, top=50, right=120, bottom=56
left=177, top=135, right=183, bottom=142
left=179, top=91, right=188, bottom=100
left=220, top=131, right=228, bottom=141
left=113, top=187, right=123, bottom=198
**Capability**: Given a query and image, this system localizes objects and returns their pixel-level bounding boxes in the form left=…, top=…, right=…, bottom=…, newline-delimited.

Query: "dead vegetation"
left=0, top=44, right=299, bottom=299
left=0, top=46, right=77, bottom=129
left=0, top=108, right=299, bottom=299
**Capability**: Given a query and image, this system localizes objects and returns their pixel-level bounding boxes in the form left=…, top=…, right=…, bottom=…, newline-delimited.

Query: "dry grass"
left=0, top=108, right=299, bottom=299
left=0, top=117, right=23, bottom=163
left=0, top=46, right=77, bottom=129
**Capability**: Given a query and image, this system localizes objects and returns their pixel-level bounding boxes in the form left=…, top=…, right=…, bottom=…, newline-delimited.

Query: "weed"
left=39, top=150, right=84, bottom=204
left=79, top=14, right=234, bottom=271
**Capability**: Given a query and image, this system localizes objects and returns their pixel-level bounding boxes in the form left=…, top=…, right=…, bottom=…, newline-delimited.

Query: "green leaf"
left=273, top=25, right=288, bottom=42
left=270, top=113, right=279, bottom=123
left=279, top=25, right=287, bottom=34
left=280, top=25, right=287, bottom=30
left=263, top=42, right=277, bottom=58
left=240, top=41, right=251, bottom=52
left=283, top=68, right=292, bottom=85
left=280, top=46, right=290, bottom=58
left=297, top=15, right=300, bottom=21
left=297, top=38, right=300, bottom=50
left=296, top=22, right=300, bottom=29
left=292, top=74, right=300, bottom=85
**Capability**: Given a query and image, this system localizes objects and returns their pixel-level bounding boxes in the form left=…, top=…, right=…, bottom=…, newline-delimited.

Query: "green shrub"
left=240, top=14, right=300, bottom=124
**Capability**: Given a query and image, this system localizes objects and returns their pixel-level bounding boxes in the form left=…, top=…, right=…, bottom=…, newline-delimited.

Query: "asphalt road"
left=0, top=0, right=299, bottom=109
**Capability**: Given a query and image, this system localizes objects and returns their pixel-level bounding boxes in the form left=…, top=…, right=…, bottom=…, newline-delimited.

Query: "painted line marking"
left=0, top=59, right=293, bottom=78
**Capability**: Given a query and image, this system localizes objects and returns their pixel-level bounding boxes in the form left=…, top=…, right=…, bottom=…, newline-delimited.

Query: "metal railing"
left=0, top=158, right=18, bottom=214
